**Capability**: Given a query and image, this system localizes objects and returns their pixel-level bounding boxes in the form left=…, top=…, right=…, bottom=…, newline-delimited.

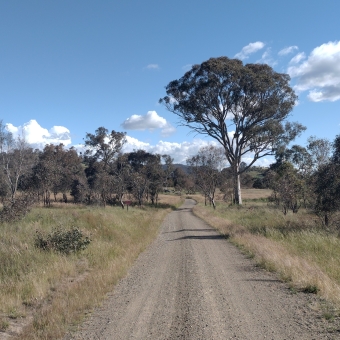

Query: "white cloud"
left=289, top=52, right=306, bottom=64
left=278, top=46, right=298, bottom=56
left=121, top=111, right=176, bottom=136
left=256, top=48, right=277, bottom=66
left=123, top=136, right=219, bottom=163
left=122, top=135, right=272, bottom=166
left=161, top=123, right=176, bottom=138
left=146, top=64, right=159, bottom=70
left=235, top=41, right=265, bottom=60
left=6, top=120, right=71, bottom=149
left=287, top=41, right=340, bottom=102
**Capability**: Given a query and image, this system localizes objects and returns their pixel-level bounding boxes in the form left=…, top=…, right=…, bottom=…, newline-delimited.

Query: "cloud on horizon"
left=287, top=41, right=340, bottom=102
left=5, top=120, right=273, bottom=166
left=6, top=120, right=71, bottom=149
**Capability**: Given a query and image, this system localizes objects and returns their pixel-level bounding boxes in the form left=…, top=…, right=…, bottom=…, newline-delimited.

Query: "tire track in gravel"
left=66, top=199, right=340, bottom=339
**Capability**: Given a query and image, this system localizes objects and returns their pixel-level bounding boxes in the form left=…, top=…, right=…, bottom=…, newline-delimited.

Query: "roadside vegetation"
left=0, top=194, right=183, bottom=339
left=193, top=189, right=340, bottom=314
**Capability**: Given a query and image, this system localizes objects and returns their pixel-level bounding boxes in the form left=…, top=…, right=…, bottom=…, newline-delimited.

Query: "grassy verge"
left=192, top=190, right=340, bottom=308
left=0, top=194, right=183, bottom=339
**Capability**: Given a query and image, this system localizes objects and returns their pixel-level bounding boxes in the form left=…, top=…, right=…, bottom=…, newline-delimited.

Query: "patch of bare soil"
left=59, top=199, right=339, bottom=339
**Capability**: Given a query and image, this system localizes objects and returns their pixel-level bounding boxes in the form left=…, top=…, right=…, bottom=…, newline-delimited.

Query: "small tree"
left=84, top=127, right=126, bottom=206
left=267, top=162, right=304, bottom=214
left=313, top=163, right=340, bottom=227
left=312, top=135, right=340, bottom=228
left=0, top=124, right=36, bottom=204
left=160, top=57, right=305, bottom=204
left=187, top=145, right=225, bottom=209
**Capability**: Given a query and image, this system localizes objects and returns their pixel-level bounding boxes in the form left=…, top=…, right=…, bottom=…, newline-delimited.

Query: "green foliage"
left=160, top=57, right=304, bottom=204
left=35, top=227, right=91, bottom=254
left=267, top=161, right=305, bottom=214
left=313, top=163, right=340, bottom=227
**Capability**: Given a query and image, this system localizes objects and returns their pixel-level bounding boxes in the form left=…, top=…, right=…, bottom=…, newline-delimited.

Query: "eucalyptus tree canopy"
left=84, top=127, right=126, bottom=167
left=160, top=57, right=305, bottom=204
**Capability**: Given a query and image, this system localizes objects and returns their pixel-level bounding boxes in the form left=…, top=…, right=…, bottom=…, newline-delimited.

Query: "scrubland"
left=0, top=194, right=183, bottom=339
left=3, top=188, right=340, bottom=338
left=193, top=189, right=340, bottom=315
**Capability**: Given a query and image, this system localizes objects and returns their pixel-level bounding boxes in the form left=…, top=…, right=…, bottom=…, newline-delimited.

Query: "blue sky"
left=1, top=0, right=339, bottom=164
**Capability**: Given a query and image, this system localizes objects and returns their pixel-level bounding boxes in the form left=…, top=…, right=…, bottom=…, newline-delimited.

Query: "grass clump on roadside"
left=192, top=189, right=340, bottom=307
left=0, top=194, right=183, bottom=339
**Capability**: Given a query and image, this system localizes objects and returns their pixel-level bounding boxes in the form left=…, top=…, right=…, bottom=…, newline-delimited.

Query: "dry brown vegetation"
left=193, top=189, right=340, bottom=314
left=0, top=194, right=183, bottom=339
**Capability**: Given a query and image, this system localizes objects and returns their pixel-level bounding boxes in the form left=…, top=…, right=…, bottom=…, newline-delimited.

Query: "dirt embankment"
left=66, top=199, right=340, bottom=339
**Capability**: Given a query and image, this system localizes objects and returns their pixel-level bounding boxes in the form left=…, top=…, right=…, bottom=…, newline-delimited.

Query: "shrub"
left=35, top=227, right=91, bottom=254
left=0, top=195, right=34, bottom=223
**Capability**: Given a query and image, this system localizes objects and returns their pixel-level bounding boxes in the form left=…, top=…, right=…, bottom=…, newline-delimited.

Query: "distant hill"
left=162, top=163, right=190, bottom=174
left=173, top=163, right=190, bottom=174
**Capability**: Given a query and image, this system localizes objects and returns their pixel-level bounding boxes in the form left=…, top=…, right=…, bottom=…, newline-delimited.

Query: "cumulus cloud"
left=6, top=120, right=71, bottom=149
left=287, top=41, right=340, bottom=102
left=278, top=46, right=298, bottom=56
left=234, top=41, right=265, bottom=60
left=121, top=111, right=176, bottom=136
left=145, top=64, right=159, bottom=70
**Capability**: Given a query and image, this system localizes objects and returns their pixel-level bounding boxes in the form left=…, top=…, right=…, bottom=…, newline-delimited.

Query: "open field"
left=0, top=194, right=184, bottom=339
left=192, top=189, right=340, bottom=315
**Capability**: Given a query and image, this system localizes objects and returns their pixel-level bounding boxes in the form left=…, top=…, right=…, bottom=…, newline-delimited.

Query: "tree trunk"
left=211, top=197, right=216, bottom=209
left=233, top=172, right=242, bottom=205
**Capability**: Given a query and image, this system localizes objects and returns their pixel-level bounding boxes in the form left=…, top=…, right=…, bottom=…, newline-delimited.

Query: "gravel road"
left=67, top=199, right=339, bottom=339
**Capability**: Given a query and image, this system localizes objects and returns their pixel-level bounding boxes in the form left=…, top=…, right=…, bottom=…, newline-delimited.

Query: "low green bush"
left=35, top=227, right=91, bottom=254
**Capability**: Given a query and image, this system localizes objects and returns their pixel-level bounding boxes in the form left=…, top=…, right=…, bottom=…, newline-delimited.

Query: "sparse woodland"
left=1, top=57, right=340, bottom=338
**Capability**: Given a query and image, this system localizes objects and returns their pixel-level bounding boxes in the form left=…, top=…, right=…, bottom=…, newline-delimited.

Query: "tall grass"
left=0, top=194, right=183, bottom=339
left=193, top=189, right=340, bottom=307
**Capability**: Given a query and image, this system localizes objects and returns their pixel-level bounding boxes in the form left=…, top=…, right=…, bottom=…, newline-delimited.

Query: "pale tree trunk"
left=233, top=163, right=242, bottom=205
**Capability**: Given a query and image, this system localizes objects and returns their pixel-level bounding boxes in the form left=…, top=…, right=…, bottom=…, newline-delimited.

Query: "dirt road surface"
left=67, top=199, right=339, bottom=339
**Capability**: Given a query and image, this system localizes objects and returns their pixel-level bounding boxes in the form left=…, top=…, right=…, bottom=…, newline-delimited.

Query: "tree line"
left=260, top=135, right=340, bottom=228
left=1, top=55, right=339, bottom=228
left=0, top=120, right=339, bottom=229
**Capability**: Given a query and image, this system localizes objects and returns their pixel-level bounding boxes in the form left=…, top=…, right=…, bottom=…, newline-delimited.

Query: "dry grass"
left=193, top=190, right=340, bottom=307
left=241, top=188, right=272, bottom=200
left=0, top=194, right=184, bottom=339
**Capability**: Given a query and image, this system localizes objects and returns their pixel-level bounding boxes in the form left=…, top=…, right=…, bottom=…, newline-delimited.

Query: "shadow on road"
left=175, top=207, right=192, bottom=212
left=244, top=279, right=282, bottom=283
left=163, top=228, right=215, bottom=234
left=168, top=234, right=228, bottom=241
